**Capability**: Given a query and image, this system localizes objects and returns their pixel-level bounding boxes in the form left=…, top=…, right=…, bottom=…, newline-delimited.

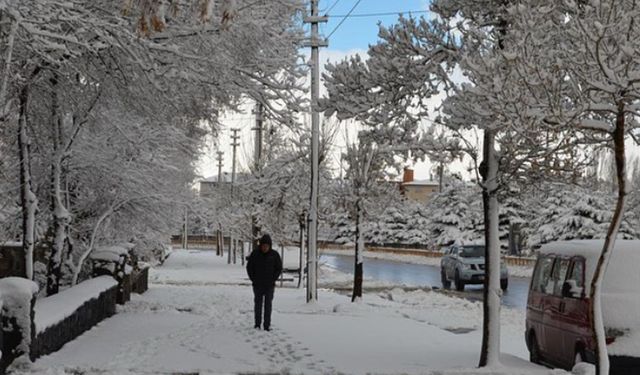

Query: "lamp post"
left=298, top=210, right=307, bottom=289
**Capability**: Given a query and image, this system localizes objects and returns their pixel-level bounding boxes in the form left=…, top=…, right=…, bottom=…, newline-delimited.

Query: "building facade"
left=400, top=168, right=440, bottom=203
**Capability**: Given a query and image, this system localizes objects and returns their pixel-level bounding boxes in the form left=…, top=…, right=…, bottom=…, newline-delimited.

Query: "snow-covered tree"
left=0, top=0, right=306, bottom=294
left=527, top=184, right=639, bottom=249
left=508, top=2, right=640, bottom=371
left=320, top=50, right=440, bottom=301
left=425, top=181, right=483, bottom=247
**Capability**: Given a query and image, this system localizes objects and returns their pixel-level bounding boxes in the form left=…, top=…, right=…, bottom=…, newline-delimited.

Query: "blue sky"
left=318, top=0, right=430, bottom=52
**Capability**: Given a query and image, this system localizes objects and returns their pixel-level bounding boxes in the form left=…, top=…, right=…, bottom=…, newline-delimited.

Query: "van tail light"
left=605, top=336, right=616, bottom=345
left=605, top=327, right=626, bottom=345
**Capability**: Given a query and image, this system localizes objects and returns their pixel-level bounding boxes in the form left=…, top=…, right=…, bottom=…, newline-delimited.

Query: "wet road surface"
left=320, top=253, right=531, bottom=310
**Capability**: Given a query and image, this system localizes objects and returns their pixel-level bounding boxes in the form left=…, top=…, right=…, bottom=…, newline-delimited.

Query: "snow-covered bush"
left=0, top=277, right=38, bottom=358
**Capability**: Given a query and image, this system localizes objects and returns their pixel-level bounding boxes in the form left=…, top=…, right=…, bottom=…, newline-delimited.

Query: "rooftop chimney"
left=403, top=167, right=414, bottom=183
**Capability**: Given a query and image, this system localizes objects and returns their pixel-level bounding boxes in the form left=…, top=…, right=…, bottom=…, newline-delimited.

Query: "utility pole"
left=230, top=128, right=240, bottom=198
left=252, top=103, right=263, bottom=171
left=303, top=0, right=328, bottom=302
left=216, top=151, right=224, bottom=183
left=251, top=103, right=264, bottom=243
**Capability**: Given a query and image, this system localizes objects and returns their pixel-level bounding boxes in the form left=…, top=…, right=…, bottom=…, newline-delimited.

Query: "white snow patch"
left=34, top=276, right=117, bottom=333
left=16, top=250, right=569, bottom=375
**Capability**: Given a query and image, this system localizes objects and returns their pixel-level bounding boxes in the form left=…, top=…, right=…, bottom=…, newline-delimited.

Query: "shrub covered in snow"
left=0, top=277, right=38, bottom=360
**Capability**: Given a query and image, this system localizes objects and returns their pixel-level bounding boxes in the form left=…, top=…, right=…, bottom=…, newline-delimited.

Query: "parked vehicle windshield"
left=460, top=246, right=484, bottom=258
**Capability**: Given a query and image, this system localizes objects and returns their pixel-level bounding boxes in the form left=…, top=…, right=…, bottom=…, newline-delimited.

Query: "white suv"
left=440, top=244, right=509, bottom=291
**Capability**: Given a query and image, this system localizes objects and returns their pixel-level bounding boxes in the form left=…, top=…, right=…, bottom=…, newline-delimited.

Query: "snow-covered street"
left=11, top=250, right=570, bottom=375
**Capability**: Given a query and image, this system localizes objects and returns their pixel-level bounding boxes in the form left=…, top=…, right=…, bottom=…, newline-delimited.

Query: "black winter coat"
left=246, top=249, right=283, bottom=286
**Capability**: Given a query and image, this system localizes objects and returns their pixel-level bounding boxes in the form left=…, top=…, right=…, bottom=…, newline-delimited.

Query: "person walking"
left=246, top=234, right=282, bottom=331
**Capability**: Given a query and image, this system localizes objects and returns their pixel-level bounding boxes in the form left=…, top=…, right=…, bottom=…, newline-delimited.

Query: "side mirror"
left=562, top=280, right=583, bottom=298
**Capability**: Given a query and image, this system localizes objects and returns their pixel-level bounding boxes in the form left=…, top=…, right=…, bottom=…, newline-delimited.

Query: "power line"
left=328, top=9, right=429, bottom=18
left=326, top=0, right=363, bottom=38
left=323, top=0, right=342, bottom=14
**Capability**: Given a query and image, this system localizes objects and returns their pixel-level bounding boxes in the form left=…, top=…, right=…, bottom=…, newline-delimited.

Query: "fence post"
left=227, top=235, right=232, bottom=264
left=232, top=238, right=237, bottom=264
left=241, top=241, right=246, bottom=266
left=216, top=229, right=221, bottom=256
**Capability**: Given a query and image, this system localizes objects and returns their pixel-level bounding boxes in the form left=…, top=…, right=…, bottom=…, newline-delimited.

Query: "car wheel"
left=500, top=278, right=508, bottom=291
left=441, top=268, right=451, bottom=289
left=454, top=270, right=465, bottom=291
left=529, top=332, right=542, bottom=364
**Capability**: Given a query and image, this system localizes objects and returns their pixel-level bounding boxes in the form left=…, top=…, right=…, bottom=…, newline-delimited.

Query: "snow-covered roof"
left=539, top=239, right=640, bottom=258
left=200, top=174, right=231, bottom=183
left=1, top=241, right=23, bottom=247
left=200, top=172, right=251, bottom=184
left=539, top=241, right=640, bottom=293
left=402, top=179, right=439, bottom=187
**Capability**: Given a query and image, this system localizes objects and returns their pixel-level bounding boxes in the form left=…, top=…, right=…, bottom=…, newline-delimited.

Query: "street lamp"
left=299, top=209, right=307, bottom=289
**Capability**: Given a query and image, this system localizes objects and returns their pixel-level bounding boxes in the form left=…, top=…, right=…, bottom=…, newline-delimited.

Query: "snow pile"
left=34, top=276, right=117, bottom=333
left=572, top=362, right=595, bottom=375
left=0, top=277, right=38, bottom=352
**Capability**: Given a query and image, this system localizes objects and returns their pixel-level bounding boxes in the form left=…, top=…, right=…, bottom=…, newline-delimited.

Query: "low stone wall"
left=0, top=273, right=137, bottom=373
left=30, top=282, right=118, bottom=360
left=91, top=248, right=131, bottom=304
left=503, top=255, right=536, bottom=267
left=367, top=247, right=442, bottom=258
left=131, top=266, right=149, bottom=294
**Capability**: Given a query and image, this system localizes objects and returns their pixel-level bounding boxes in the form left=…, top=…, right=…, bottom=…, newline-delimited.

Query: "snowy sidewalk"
left=12, top=250, right=570, bottom=375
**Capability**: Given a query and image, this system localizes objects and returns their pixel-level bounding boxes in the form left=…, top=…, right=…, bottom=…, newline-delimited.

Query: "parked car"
left=440, top=244, right=509, bottom=291
left=525, top=240, right=640, bottom=374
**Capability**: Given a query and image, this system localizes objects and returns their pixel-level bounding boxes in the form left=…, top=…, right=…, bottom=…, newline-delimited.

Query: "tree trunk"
left=479, top=129, right=501, bottom=367
left=18, top=84, right=38, bottom=280
left=47, top=74, right=70, bottom=296
left=352, top=198, right=364, bottom=302
left=71, top=196, right=140, bottom=285
left=438, top=162, right=444, bottom=193
left=590, top=106, right=627, bottom=375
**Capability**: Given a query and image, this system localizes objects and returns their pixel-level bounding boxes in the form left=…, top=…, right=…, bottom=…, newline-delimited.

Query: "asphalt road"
left=320, top=253, right=531, bottom=310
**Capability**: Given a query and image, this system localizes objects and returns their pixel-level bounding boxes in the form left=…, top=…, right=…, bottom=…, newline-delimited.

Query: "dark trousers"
left=253, top=285, right=275, bottom=328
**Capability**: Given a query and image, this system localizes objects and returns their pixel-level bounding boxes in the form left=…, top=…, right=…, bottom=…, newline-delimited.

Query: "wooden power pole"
left=230, top=128, right=240, bottom=198
left=303, top=0, right=327, bottom=302
left=216, top=151, right=224, bottom=183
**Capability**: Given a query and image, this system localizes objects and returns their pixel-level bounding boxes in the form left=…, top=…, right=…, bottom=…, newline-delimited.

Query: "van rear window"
left=532, top=256, right=555, bottom=293
left=552, top=259, right=570, bottom=296
left=567, top=258, right=585, bottom=291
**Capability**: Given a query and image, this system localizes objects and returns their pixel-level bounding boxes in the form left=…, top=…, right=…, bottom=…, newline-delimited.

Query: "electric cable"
left=326, top=0, right=363, bottom=38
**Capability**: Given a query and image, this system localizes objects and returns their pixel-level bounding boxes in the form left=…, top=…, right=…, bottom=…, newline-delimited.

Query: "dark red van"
left=525, top=240, right=640, bottom=374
